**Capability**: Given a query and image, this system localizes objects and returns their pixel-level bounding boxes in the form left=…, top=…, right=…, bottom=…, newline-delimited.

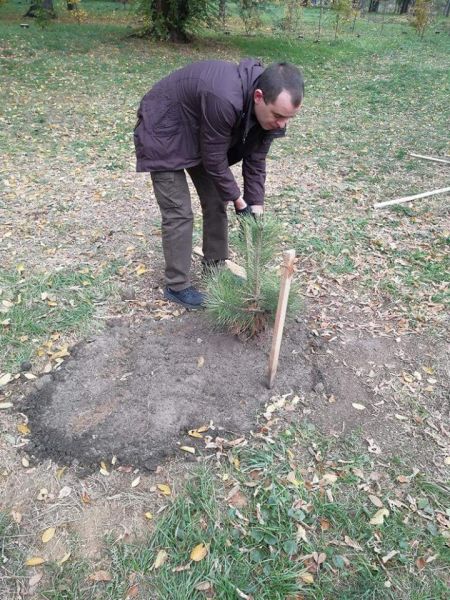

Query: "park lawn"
left=0, top=2, right=449, bottom=599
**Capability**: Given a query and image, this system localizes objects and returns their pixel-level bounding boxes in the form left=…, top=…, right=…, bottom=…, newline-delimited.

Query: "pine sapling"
left=205, top=215, right=300, bottom=338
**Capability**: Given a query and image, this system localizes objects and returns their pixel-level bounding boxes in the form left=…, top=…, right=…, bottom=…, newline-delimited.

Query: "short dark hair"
left=257, top=62, right=304, bottom=107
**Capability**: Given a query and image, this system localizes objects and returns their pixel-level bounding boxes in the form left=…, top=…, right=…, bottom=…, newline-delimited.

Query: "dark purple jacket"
left=134, top=59, right=285, bottom=206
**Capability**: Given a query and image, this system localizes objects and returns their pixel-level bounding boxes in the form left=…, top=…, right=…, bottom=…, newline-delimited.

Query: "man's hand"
left=233, top=198, right=264, bottom=216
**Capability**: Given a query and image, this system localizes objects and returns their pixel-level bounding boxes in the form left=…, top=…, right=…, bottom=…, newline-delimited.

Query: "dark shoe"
left=201, top=259, right=225, bottom=276
left=164, top=286, right=206, bottom=310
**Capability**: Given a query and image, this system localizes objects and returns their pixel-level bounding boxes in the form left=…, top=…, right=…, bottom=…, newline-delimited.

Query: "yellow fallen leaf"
left=131, top=476, right=141, bottom=488
left=144, top=512, right=153, bottom=520
left=299, top=572, right=314, bottom=584
left=352, top=403, right=366, bottom=411
left=49, top=345, right=70, bottom=360
left=190, top=543, right=208, bottom=562
left=286, top=471, right=301, bottom=486
left=26, top=557, right=45, bottom=566
left=59, top=552, right=71, bottom=565
left=18, top=423, right=30, bottom=435
left=196, top=425, right=209, bottom=433
left=370, top=508, right=389, bottom=525
left=135, top=264, right=148, bottom=276
left=180, top=446, right=195, bottom=454
left=42, top=527, right=56, bottom=543
left=157, top=484, right=171, bottom=496
left=17, top=264, right=25, bottom=273
left=56, top=467, right=66, bottom=480
left=232, top=457, right=240, bottom=470
left=188, top=430, right=203, bottom=439
left=152, top=549, right=168, bottom=569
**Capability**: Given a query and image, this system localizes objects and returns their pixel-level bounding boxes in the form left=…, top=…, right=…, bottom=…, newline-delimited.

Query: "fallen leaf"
left=11, top=510, right=22, bottom=524
left=28, top=571, right=43, bottom=589
left=126, top=584, right=139, bottom=598
left=370, top=508, right=389, bottom=525
left=194, top=581, right=212, bottom=592
left=395, top=414, right=408, bottom=421
left=42, top=527, right=56, bottom=543
left=135, top=264, right=148, bottom=276
left=180, top=446, right=195, bottom=454
left=88, top=570, right=112, bottom=582
left=382, top=550, right=399, bottom=563
left=444, top=457, right=450, bottom=466
left=26, top=557, right=45, bottom=567
left=22, top=457, right=30, bottom=468
left=416, top=557, right=426, bottom=571
left=157, top=484, right=171, bottom=496
left=131, top=476, right=141, bottom=488
left=296, top=524, right=308, bottom=542
left=188, top=430, right=203, bottom=438
left=197, top=425, right=209, bottom=433
left=144, top=512, right=153, bottom=520
left=58, top=486, right=72, bottom=499
left=0, top=373, right=12, bottom=386
left=299, top=572, right=314, bottom=584
left=321, top=472, right=338, bottom=485
left=344, top=536, right=363, bottom=550
left=152, top=549, right=168, bottom=569
left=366, top=438, right=381, bottom=454
left=197, top=356, right=204, bottom=368
left=352, top=403, right=366, bottom=411
left=0, top=402, right=13, bottom=409
left=227, top=487, right=247, bottom=508
left=368, top=495, right=384, bottom=508
left=286, top=471, right=301, bottom=486
left=59, top=552, right=71, bottom=565
left=17, top=422, right=30, bottom=435
left=319, top=518, right=330, bottom=531
left=81, top=491, right=91, bottom=504
left=190, top=543, right=208, bottom=562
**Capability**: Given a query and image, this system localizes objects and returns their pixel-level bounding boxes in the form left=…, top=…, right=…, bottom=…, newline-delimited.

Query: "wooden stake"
left=409, top=153, right=450, bottom=165
left=374, top=187, right=450, bottom=209
left=267, top=249, right=296, bottom=389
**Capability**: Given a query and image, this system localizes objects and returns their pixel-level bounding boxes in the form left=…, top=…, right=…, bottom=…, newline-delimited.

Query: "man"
left=134, top=59, right=303, bottom=309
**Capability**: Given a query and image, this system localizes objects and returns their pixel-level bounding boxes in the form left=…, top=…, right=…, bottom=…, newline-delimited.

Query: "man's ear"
left=253, top=88, right=264, bottom=105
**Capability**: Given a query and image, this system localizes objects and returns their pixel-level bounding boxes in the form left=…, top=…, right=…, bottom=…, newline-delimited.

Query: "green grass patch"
left=0, top=263, right=120, bottom=371
left=52, top=426, right=448, bottom=599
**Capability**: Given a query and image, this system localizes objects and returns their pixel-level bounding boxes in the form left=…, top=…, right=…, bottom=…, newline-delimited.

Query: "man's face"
left=253, top=88, right=301, bottom=131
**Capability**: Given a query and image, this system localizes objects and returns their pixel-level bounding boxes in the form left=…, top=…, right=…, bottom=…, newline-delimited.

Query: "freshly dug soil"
left=22, top=313, right=313, bottom=472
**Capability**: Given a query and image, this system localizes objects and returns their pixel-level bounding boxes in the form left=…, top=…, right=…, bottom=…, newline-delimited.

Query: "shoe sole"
left=164, top=290, right=205, bottom=311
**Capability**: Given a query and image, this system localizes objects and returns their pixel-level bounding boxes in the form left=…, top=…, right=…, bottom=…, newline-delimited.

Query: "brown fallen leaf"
left=319, top=518, right=330, bottom=531
left=368, top=495, right=384, bottom=508
left=344, top=536, right=363, bottom=551
left=125, top=583, right=139, bottom=598
left=88, top=570, right=112, bottom=582
left=227, top=487, right=248, bottom=509
left=194, top=580, right=212, bottom=592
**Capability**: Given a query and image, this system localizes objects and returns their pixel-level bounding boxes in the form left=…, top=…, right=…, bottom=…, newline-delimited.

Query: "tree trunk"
left=24, top=0, right=55, bottom=17
left=219, top=0, right=226, bottom=27
left=444, top=0, right=450, bottom=17
left=368, top=0, right=379, bottom=12
left=150, top=0, right=190, bottom=42
left=397, top=0, right=412, bottom=14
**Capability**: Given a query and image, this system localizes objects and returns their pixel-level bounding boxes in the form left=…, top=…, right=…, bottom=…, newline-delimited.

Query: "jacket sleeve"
left=199, top=92, right=242, bottom=203
left=241, top=136, right=273, bottom=206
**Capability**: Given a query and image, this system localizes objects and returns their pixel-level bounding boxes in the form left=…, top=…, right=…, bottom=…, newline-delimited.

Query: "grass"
left=0, top=263, right=120, bottom=371
left=28, top=426, right=449, bottom=599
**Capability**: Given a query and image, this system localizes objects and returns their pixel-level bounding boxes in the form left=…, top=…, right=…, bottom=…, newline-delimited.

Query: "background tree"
left=136, top=0, right=216, bottom=42
left=410, top=0, right=433, bottom=36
